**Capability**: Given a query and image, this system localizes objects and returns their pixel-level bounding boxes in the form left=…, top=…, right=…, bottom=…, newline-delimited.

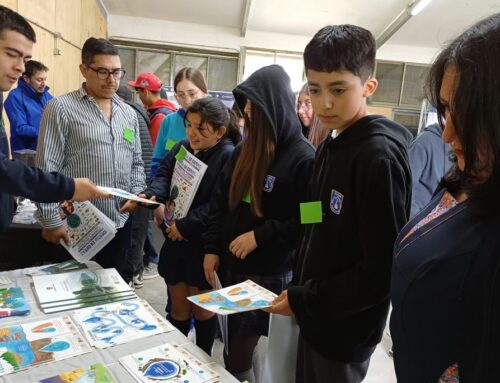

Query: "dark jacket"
left=124, top=101, right=153, bottom=183
left=391, top=189, right=500, bottom=383
left=144, top=138, right=235, bottom=265
left=202, top=65, right=315, bottom=275
left=409, top=123, right=452, bottom=217
left=4, top=77, right=53, bottom=151
left=0, top=116, right=74, bottom=232
left=288, top=115, right=412, bottom=362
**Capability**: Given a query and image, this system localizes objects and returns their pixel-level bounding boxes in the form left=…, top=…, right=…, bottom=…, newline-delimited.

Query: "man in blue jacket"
left=0, top=5, right=109, bottom=233
left=408, top=122, right=452, bottom=217
left=4, top=59, right=52, bottom=151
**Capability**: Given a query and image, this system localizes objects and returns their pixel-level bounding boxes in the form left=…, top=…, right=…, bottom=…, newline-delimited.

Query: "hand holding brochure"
left=188, top=279, right=277, bottom=315
left=97, top=186, right=159, bottom=205
left=57, top=201, right=117, bottom=262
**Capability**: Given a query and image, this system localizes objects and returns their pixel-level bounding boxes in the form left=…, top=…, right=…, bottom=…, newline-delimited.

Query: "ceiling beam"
left=240, top=0, right=252, bottom=38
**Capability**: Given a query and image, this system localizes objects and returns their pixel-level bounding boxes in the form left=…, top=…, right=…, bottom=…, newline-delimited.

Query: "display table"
left=0, top=262, right=239, bottom=382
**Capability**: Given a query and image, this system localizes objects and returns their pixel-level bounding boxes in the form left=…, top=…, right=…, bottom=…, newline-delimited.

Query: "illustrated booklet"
left=187, top=279, right=277, bottom=315
left=38, top=362, right=114, bottom=382
left=73, top=299, right=174, bottom=348
left=0, top=315, right=91, bottom=376
left=119, top=342, right=218, bottom=383
left=57, top=200, right=117, bottom=263
left=0, top=287, right=30, bottom=318
left=163, top=146, right=208, bottom=227
left=32, top=268, right=136, bottom=314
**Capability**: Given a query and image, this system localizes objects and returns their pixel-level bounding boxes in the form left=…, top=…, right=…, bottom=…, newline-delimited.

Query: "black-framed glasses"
left=87, top=66, right=126, bottom=80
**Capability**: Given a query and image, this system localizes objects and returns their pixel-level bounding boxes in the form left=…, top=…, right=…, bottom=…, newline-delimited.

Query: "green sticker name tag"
left=175, top=145, right=188, bottom=162
left=123, top=128, right=135, bottom=144
left=165, top=138, right=177, bottom=151
left=300, top=201, right=323, bottom=224
left=242, top=191, right=251, bottom=204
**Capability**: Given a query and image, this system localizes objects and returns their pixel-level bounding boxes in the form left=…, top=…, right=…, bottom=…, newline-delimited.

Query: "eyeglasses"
left=87, top=66, right=126, bottom=80
left=297, top=101, right=313, bottom=112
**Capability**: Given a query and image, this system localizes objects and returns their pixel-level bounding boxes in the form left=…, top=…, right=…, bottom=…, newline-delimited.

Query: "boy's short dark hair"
left=23, top=60, right=48, bottom=77
left=0, top=5, right=36, bottom=43
left=304, top=24, right=376, bottom=81
left=81, top=37, right=119, bottom=66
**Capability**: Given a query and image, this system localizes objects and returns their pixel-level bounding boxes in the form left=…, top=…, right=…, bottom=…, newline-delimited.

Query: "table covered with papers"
left=0, top=262, right=238, bottom=382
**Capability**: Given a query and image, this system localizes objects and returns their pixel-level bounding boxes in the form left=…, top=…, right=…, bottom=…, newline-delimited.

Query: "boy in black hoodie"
left=268, top=25, right=412, bottom=382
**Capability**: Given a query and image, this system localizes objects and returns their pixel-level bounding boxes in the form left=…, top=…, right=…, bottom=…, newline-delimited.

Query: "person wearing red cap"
left=128, top=72, right=177, bottom=146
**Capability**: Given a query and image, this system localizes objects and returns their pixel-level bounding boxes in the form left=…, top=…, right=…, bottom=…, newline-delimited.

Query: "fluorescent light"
left=410, top=0, right=433, bottom=16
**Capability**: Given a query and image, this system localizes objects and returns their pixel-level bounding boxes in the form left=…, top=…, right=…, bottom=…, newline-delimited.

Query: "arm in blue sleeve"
left=151, top=118, right=170, bottom=177
left=4, top=92, right=38, bottom=138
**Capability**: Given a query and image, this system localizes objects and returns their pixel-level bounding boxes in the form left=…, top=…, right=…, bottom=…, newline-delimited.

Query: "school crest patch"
left=330, top=189, right=344, bottom=215
left=263, top=175, right=276, bottom=192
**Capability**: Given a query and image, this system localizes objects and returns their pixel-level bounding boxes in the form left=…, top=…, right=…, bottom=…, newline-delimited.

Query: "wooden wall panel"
left=0, top=0, right=18, bottom=11
left=17, top=0, right=55, bottom=32
left=55, top=0, right=81, bottom=47
left=80, top=0, right=107, bottom=46
left=30, top=25, right=55, bottom=91
left=53, top=40, right=82, bottom=96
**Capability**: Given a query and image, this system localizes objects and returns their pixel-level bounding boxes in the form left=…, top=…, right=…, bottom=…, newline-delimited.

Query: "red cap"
left=127, top=72, right=162, bottom=92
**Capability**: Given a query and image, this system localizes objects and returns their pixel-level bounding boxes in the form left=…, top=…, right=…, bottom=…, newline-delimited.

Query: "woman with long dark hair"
left=203, top=65, right=315, bottom=382
left=390, top=13, right=500, bottom=383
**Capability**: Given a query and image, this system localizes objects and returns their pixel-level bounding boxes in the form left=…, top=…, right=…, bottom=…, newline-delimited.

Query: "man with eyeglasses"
left=35, top=37, right=146, bottom=279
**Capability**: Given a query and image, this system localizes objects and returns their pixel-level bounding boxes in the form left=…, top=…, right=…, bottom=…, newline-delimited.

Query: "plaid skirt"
left=221, top=269, right=292, bottom=337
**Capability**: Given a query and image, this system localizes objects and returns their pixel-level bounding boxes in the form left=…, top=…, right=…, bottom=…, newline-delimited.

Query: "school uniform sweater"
left=288, top=115, right=412, bottom=362
left=202, top=65, right=315, bottom=275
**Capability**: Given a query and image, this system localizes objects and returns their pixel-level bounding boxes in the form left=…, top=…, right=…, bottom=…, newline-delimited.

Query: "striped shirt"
left=35, top=85, right=146, bottom=229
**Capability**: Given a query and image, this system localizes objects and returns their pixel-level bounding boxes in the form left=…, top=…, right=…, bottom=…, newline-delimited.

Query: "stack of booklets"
left=38, top=362, right=115, bottom=382
left=73, top=299, right=174, bottom=348
left=0, top=315, right=91, bottom=376
left=119, top=342, right=219, bottom=383
left=0, top=287, right=30, bottom=318
left=32, top=268, right=136, bottom=314
left=27, top=260, right=88, bottom=277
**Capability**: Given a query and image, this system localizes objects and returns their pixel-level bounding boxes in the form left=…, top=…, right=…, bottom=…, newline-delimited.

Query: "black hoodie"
left=288, top=114, right=412, bottom=362
left=203, top=65, right=315, bottom=275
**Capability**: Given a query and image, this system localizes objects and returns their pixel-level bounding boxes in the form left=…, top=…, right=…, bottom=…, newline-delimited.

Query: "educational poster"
left=0, top=287, right=30, bottom=318
left=38, top=363, right=114, bottom=382
left=0, top=315, right=91, bottom=376
left=119, top=342, right=218, bottom=383
left=32, top=269, right=135, bottom=314
left=187, top=280, right=277, bottom=315
left=73, top=300, right=174, bottom=348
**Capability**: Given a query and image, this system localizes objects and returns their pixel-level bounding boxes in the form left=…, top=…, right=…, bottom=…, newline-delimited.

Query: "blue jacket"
left=391, top=189, right=500, bottom=382
left=408, top=123, right=452, bottom=217
left=4, top=77, right=53, bottom=151
left=151, top=109, right=186, bottom=177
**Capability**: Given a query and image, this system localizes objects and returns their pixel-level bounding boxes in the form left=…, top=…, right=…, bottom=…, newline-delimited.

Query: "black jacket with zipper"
left=202, top=65, right=315, bottom=275
left=288, top=114, right=412, bottom=362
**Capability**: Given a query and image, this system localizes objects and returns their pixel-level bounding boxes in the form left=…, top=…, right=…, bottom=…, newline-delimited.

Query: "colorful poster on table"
left=73, top=299, right=174, bottom=348
left=0, top=315, right=91, bottom=376
left=119, top=342, right=218, bottom=383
